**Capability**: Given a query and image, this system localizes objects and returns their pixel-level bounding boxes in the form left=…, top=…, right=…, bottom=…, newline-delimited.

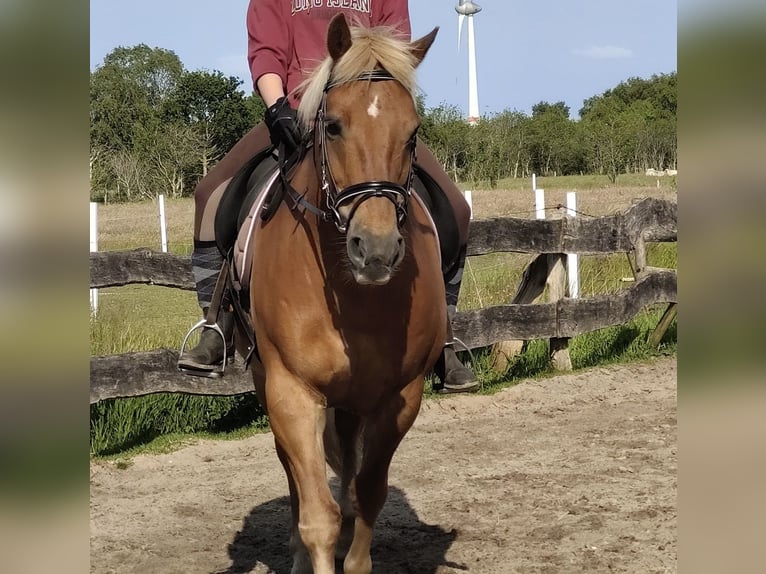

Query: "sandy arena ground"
left=90, top=357, right=676, bottom=573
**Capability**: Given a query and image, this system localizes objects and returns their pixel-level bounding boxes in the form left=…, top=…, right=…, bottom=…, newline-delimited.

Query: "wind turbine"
left=456, top=0, right=482, bottom=125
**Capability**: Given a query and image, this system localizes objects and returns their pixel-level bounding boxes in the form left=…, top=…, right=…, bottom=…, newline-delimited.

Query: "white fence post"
left=463, top=189, right=473, bottom=219
left=566, top=191, right=580, bottom=298
left=535, top=188, right=545, bottom=220
left=90, top=202, right=99, bottom=315
left=532, top=173, right=536, bottom=192
left=159, top=194, right=168, bottom=253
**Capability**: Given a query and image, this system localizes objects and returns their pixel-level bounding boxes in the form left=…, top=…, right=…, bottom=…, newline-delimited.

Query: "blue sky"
left=90, top=1, right=677, bottom=119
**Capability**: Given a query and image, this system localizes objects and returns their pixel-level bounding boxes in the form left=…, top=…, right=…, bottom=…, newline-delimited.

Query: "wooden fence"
left=90, top=197, right=677, bottom=404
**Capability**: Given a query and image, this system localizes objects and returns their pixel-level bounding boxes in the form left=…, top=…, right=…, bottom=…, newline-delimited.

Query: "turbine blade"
left=458, top=14, right=465, bottom=50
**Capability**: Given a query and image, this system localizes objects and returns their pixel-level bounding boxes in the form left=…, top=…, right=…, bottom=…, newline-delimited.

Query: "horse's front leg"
left=267, top=369, right=341, bottom=574
left=324, top=408, right=363, bottom=560
left=343, top=376, right=425, bottom=574
left=274, top=441, right=311, bottom=573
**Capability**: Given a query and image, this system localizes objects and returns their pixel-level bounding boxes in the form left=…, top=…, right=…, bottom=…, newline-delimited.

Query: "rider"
left=179, top=0, right=478, bottom=393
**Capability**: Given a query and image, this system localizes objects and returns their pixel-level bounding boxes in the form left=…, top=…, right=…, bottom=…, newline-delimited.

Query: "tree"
left=163, top=71, right=255, bottom=176
left=528, top=101, right=580, bottom=176
left=90, top=45, right=187, bottom=199
left=91, top=45, right=184, bottom=152
left=499, top=110, right=533, bottom=179
left=90, top=44, right=263, bottom=200
left=580, top=97, right=628, bottom=183
left=142, top=123, right=204, bottom=198
left=419, top=103, right=471, bottom=182
left=101, top=44, right=184, bottom=107
left=110, top=149, right=148, bottom=202
left=578, top=73, right=677, bottom=178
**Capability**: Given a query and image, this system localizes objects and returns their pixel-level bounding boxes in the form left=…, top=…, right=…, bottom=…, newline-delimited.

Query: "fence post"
left=463, top=189, right=473, bottom=219
left=159, top=194, right=168, bottom=253
left=566, top=191, right=579, bottom=298
left=90, top=202, right=99, bottom=315
left=547, top=253, right=572, bottom=370
left=535, top=188, right=545, bottom=220
left=535, top=188, right=572, bottom=370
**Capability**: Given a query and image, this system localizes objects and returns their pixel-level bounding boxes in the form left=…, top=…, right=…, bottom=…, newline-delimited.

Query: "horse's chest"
left=287, top=326, right=423, bottom=387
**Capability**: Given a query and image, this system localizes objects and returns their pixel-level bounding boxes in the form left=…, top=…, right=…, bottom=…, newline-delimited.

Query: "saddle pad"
left=233, top=167, right=280, bottom=294
left=215, top=147, right=277, bottom=258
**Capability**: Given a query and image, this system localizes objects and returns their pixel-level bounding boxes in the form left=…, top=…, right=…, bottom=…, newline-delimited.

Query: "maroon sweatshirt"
left=247, top=0, right=411, bottom=103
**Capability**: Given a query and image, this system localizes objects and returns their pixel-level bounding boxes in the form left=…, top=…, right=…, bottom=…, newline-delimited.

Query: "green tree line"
left=90, top=44, right=676, bottom=201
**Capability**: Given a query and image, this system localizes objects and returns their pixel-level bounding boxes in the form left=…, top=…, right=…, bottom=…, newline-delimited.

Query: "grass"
left=90, top=174, right=677, bottom=457
left=90, top=286, right=199, bottom=355
left=96, top=197, right=196, bottom=254
left=91, top=393, right=269, bottom=457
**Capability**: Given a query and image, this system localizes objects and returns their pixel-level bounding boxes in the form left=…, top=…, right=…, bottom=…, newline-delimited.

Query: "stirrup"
left=178, top=318, right=229, bottom=379
left=445, top=336, right=476, bottom=365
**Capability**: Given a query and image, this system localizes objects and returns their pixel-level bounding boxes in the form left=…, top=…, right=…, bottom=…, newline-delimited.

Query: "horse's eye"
left=325, top=120, right=342, bottom=138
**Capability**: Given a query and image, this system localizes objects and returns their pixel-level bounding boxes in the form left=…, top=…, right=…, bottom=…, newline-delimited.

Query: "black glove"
left=264, top=96, right=302, bottom=154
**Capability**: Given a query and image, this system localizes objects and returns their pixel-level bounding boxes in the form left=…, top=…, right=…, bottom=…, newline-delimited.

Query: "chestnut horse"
left=246, top=15, right=444, bottom=574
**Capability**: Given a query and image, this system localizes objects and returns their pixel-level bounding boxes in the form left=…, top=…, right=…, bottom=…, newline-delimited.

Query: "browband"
left=324, top=69, right=395, bottom=92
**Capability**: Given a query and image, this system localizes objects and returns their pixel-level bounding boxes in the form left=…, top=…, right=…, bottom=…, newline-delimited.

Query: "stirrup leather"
left=444, top=335, right=476, bottom=365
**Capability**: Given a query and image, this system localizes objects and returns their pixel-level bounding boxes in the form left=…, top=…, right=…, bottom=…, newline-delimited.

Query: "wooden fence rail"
left=90, top=197, right=677, bottom=404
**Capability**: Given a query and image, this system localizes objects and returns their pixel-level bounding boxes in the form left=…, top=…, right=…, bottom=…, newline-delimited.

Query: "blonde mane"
left=296, top=26, right=419, bottom=129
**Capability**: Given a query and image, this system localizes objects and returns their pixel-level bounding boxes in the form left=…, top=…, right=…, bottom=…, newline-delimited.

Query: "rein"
left=281, top=70, right=417, bottom=234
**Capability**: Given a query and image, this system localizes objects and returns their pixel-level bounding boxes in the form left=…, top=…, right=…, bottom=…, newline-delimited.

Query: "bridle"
left=285, top=70, right=417, bottom=234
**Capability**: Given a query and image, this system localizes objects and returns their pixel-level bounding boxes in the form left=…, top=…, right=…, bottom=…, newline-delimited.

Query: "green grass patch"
left=90, top=393, right=269, bottom=456
left=90, top=285, right=199, bottom=355
left=90, top=283, right=271, bottom=457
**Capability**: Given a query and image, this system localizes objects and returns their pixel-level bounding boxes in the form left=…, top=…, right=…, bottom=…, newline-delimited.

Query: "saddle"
left=209, top=149, right=463, bottom=366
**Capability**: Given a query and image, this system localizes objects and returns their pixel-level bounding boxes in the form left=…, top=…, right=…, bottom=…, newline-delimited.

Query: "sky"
left=90, top=1, right=677, bottom=119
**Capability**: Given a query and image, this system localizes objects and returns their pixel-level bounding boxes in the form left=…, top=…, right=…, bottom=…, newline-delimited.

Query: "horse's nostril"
left=349, top=235, right=367, bottom=264
left=395, top=237, right=405, bottom=264
left=351, top=236, right=365, bottom=256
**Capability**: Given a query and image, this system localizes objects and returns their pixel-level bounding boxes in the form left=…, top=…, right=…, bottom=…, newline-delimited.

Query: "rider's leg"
left=179, top=123, right=271, bottom=371
left=415, top=141, right=479, bottom=393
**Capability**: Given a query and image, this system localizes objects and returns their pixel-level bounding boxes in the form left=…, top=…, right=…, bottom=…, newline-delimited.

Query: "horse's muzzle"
left=347, top=229, right=405, bottom=285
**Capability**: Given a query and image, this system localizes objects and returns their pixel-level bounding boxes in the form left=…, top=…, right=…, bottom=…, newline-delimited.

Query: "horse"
left=243, top=15, right=444, bottom=574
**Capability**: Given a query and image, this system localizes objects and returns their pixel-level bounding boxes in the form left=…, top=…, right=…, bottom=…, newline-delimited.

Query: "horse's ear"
left=327, top=13, right=353, bottom=61
left=410, top=27, right=439, bottom=66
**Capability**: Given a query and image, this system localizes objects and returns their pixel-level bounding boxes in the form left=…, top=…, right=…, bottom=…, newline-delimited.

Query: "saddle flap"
left=214, top=147, right=278, bottom=257
left=412, top=164, right=461, bottom=274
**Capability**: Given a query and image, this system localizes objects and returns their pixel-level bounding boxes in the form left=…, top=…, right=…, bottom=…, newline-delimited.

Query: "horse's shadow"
left=217, top=485, right=462, bottom=573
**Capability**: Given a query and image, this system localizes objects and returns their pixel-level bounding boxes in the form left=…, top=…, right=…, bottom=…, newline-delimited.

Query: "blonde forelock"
left=296, top=26, right=418, bottom=129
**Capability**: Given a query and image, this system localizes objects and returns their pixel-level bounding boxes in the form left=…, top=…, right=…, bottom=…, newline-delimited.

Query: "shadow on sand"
left=217, top=485, right=462, bottom=573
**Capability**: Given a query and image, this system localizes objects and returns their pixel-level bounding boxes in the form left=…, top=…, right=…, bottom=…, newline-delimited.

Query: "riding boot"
left=178, top=241, right=234, bottom=374
left=433, top=243, right=479, bottom=393
left=178, top=307, right=235, bottom=374
left=433, top=320, right=480, bottom=394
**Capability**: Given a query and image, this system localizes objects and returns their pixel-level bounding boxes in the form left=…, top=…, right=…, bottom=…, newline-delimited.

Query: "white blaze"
left=367, top=95, right=380, bottom=118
